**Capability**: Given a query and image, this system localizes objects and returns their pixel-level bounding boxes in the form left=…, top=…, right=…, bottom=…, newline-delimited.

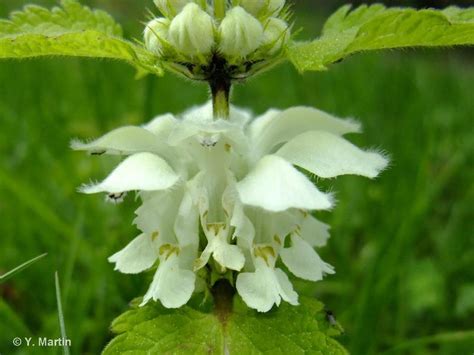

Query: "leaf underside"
left=103, top=296, right=348, bottom=355
left=0, top=0, right=162, bottom=76
left=289, top=5, right=474, bottom=71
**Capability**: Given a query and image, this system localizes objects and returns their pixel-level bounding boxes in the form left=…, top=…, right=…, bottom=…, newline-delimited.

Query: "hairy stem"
left=211, top=81, right=231, bottom=119
left=209, top=56, right=231, bottom=120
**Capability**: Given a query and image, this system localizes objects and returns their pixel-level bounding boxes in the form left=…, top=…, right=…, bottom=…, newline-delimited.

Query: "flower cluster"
left=144, top=0, right=291, bottom=78
left=73, top=101, right=388, bottom=312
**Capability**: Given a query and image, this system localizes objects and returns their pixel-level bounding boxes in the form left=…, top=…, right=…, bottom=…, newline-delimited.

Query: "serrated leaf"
left=289, top=5, right=474, bottom=72
left=103, top=296, right=347, bottom=354
left=0, top=0, right=162, bottom=76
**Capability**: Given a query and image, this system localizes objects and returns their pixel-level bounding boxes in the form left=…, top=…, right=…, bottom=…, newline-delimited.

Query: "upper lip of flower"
left=73, top=100, right=388, bottom=311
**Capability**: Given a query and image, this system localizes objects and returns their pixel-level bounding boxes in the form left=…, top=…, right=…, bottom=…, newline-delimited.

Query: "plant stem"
left=209, top=56, right=231, bottom=120
left=211, top=80, right=231, bottom=119
left=212, top=280, right=234, bottom=325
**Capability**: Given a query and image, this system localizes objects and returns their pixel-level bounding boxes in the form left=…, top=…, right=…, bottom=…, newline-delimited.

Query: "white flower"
left=74, top=101, right=388, bottom=311
left=218, top=6, right=264, bottom=58
left=168, top=3, right=215, bottom=57
left=280, top=234, right=335, bottom=282
left=144, top=18, right=170, bottom=55
left=141, top=245, right=197, bottom=308
left=154, top=0, right=194, bottom=18
left=261, top=17, right=289, bottom=55
left=240, top=0, right=286, bottom=17
left=236, top=247, right=298, bottom=313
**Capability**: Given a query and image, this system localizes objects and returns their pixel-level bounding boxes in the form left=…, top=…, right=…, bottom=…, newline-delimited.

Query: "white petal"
left=188, top=170, right=231, bottom=226
left=237, top=155, right=333, bottom=212
left=230, top=201, right=255, bottom=248
left=194, top=243, right=213, bottom=271
left=212, top=239, right=246, bottom=271
left=277, top=131, right=388, bottom=179
left=166, top=101, right=249, bottom=149
left=187, top=172, right=208, bottom=216
left=144, top=113, right=177, bottom=137
left=80, top=152, right=179, bottom=194
left=251, top=107, right=361, bottom=156
left=174, top=188, right=199, bottom=247
left=168, top=119, right=246, bottom=149
left=181, top=100, right=251, bottom=127
left=179, top=244, right=199, bottom=270
left=141, top=254, right=195, bottom=308
left=181, top=101, right=214, bottom=122
left=274, top=268, right=299, bottom=305
left=108, top=234, right=157, bottom=274
left=71, top=126, right=161, bottom=155
left=280, top=235, right=335, bottom=282
left=167, top=121, right=201, bottom=146
left=247, top=108, right=281, bottom=139
left=253, top=210, right=299, bottom=245
left=229, top=105, right=253, bottom=127
left=299, top=214, right=330, bottom=247
left=134, top=190, right=181, bottom=244
left=195, top=229, right=245, bottom=271
left=221, top=175, right=255, bottom=247
left=236, top=265, right=280, bottom=312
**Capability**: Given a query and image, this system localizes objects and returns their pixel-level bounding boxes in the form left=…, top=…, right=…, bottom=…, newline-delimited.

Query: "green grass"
left=0, top=1, right=473, bottom=354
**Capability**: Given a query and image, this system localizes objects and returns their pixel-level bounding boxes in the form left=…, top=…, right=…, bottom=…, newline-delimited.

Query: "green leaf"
left=289, top=5, right=474, bottom=72
left=103, top=296, right=347, bottom=354
left=0, top=253, right=47, bottom=284
left=0, top=0, right=163, bottom=76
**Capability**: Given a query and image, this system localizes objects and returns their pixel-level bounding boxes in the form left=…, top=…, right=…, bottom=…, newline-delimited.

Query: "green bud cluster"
left=144, top=0, right=291, bottom=81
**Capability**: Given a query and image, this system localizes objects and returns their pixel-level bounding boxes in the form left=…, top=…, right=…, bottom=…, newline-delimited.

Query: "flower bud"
left=219, top=7, right=263, bottom=58
left=154, top=0, right=194, bottom=18
left=262, top=17, right=289, bottom=55
left=240, top=0, right=285, bottom=17
left=144, top=18, right=170, bottom=55
left=169, top=3, right=215, bottom=57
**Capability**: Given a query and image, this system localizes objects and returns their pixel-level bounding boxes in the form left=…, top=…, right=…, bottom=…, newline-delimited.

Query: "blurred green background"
left=0, top=1, right=473, bottom=354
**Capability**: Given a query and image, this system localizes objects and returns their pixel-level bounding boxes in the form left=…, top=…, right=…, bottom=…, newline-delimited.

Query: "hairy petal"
left=108, top=233, right=158, bottom=274
left=236, top=259, right=298, bottom=312
left=174, top=187, right=200, bottom=247
left=134, top=190, right=182, bottom=245
left=298, top=214, right=331, bottom=247
left=141, top=253, right=196, bottom=308
left=144, top=113, right=178, bottom=137
left=250, top=107, right=361, bottom=157
left=280, top=234, right=335, bottom=281
left=277, top=131, right=388, bottom=178
left=195, top=229, right=245, bottom=271
left=237, top=155, right=333, bottom=212
left=80, top=152, right=179, bottom=194
left=71, top=126, right=162, bottom=155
